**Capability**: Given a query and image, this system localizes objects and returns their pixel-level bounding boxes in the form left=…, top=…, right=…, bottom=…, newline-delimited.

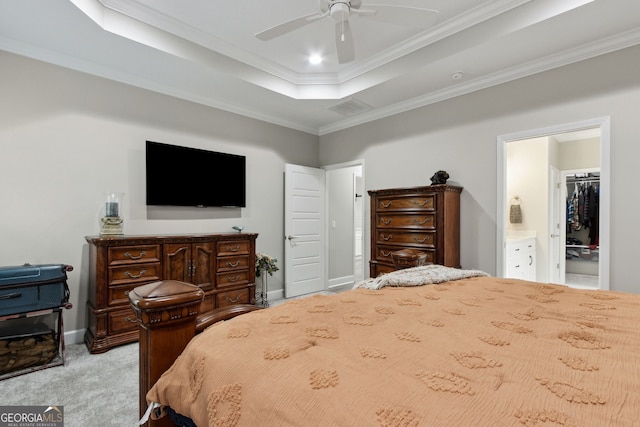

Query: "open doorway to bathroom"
left=497, top=117, right=610, bottom=290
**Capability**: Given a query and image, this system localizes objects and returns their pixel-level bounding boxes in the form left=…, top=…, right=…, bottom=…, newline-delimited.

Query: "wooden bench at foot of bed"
left=129, top=280, right=261, bottom=427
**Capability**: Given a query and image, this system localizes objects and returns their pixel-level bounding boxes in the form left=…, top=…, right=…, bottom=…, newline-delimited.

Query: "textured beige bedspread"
left=148, top=277, right=640, bottom=426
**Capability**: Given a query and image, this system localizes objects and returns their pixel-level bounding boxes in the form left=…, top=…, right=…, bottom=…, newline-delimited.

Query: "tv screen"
left=146, top=141, right=246, bottom=208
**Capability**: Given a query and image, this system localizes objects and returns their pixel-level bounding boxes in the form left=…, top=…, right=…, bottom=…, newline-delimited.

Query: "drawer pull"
left=0, top=292, right=21, bottom=300
left=226, top=245, right=241, bottom=252
left=225, top=295, right=241, bottom=303
left=124, top=270, right=147, bottom=279
left=412, top=200, right=431, bottom=207
left=124, top=251, right=146, bottom=260
left=381, top=250, right=392, bottom=256
left=226, top=260, right=241, bottom=268
left=413, top=218, right=431, bottom=225
left=381, top=234, right=393, bottom=241
left=413, top=236, right=430, bottom=243
left=380, top=201, right=392, bottom=208
left=125, top=316, right=138, bottom=324
left=226, top=275, right=241, bottom=282
left=381, top=217, right=392, bottom=225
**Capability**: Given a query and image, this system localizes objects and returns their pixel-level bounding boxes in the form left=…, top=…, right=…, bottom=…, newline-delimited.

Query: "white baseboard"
left=64, top=328, right=85, bottom=345
left=328, top=275, right=354, bottom=291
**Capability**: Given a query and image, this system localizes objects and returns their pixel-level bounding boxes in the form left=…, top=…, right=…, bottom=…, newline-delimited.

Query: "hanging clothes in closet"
left=566, top=179, right=599, bottom=246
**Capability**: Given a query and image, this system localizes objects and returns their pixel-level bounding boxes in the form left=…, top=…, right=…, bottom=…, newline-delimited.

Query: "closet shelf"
left=566, top=245, right=599, bottom=263
left=566, top=244, right=599, bottom=250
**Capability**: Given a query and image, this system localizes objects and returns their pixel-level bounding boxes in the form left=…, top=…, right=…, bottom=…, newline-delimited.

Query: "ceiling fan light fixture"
left=309, top=54, right=323, bottom=65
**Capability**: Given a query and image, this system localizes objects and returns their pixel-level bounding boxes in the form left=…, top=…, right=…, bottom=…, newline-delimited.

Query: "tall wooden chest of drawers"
left=84, top=233, right=257, bottom=353
left=369, top=185, right=462, bottom=277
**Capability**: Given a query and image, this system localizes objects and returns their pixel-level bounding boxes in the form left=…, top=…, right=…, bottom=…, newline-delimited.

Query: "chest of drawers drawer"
left=376, top=230, right=436, bottom=247
left=376, top=195, right=436, bottom=211
left=376, top=213, right=436, bottom=229
left=376, top=245, right=435, bottom=264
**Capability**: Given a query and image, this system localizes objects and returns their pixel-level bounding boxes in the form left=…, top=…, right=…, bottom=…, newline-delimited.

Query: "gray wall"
left=3, top=42, right=640, bottom=343
left=0, top=51, right=319, bottom=339
left=319, top=45, right=640, bottom=294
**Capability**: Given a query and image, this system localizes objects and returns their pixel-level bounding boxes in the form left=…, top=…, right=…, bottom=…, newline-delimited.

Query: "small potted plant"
left=255, top=253, right=279, bottom=307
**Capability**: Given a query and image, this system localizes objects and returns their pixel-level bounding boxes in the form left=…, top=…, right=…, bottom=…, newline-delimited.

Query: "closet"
left=565, top=172, right=599, bottom=285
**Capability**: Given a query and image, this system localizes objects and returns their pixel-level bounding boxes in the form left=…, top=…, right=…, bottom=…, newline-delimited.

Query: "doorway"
left=325, top=160, right=365, bottom=291
left=496, top=117, right=610, bottom=290
left=562, top=168, right=601, bottom=288
left=284, top=161, right=365, bottom=298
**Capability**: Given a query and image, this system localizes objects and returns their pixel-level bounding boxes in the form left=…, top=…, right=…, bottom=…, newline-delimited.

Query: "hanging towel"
left=509, top=197, right=522, bottom=224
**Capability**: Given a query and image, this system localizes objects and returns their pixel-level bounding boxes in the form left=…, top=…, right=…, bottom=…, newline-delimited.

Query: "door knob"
left=286, top=235, right=297, bottom=240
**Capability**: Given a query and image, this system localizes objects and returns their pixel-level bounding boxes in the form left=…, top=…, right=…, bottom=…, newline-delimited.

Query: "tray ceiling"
left=1, top=0, right=639, bottom=134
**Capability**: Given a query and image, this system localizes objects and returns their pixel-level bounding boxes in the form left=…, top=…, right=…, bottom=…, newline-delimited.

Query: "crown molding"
left=318, top=27, right=640, bottom=135
left=98, top=0, right=531, bottom=86
left=0, top=35, right=319, bottom=135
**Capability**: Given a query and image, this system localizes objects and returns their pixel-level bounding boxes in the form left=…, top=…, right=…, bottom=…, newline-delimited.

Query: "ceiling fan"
left=255, top=0, right=439, bottom=64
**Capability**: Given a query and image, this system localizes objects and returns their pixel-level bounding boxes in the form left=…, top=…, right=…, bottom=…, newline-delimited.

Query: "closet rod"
left=566, top=177, right=600, bottom=183
left=566, top=173, right=600, bottom=183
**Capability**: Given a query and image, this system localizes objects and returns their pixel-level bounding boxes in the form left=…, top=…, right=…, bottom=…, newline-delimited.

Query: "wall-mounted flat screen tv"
left=146, top=140, right=246, bottom=208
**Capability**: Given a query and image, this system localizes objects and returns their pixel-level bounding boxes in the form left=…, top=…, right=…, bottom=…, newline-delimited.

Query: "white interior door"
left=284, top=164, right=326, bottom=298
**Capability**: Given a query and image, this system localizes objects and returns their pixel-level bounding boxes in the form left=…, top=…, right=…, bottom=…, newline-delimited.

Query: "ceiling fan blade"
left=360, top=5, right=438, bottom=28
left=255, top=13, right=324, bottom=41
left=335, top=20, right=355, bottom=64
left=350, top=7, right=377, bottom=17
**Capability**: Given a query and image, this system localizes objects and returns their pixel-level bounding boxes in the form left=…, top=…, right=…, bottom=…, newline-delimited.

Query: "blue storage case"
left=0, top=264, right=71, bottom=316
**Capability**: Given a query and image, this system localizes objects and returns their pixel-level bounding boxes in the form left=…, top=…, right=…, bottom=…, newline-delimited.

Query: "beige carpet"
left=0, top=342, right=138, bottom=427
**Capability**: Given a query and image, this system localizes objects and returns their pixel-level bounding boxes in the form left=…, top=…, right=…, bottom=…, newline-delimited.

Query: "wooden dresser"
left=84, top=232, right=257, bottom=353
left=369, top=185, right=462, bottom=277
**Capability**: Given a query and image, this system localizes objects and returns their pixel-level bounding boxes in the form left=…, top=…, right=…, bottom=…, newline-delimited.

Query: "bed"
left=129, top=266, right=640, bottom=427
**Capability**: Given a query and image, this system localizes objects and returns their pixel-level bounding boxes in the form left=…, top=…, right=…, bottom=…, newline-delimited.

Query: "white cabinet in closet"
left=505, top=237, right=536, bottom=281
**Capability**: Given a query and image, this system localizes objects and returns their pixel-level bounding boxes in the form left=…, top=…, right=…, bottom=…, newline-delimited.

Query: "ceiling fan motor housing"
left=329, top=1, right=351, bottom=22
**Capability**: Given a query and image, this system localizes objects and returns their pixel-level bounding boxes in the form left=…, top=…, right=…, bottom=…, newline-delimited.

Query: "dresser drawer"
left=108, top=283, right=142, bottom=307
left=376, top=213, right=436, bottom=229
left=376, top=245, right=435, bottom=264
left=217, top=288, right=250, bottom=308
left=216, top=270, right=249, bottom=288
left=200, top=293, right=215, bottom=314
left=108, top=308, right=138, bottom=335
left=375, top=263, right=397, bottom=276
left=217, top=240, right=250, bottom=256
left=108, top=245, right=161, bottom=265
left=376, top=195, right=436, bottom=212
left=376, top=231, right=436, bottom=247
left=217, top=255, right=250, bottom=272
left=108, top=263, right=161, bottom=286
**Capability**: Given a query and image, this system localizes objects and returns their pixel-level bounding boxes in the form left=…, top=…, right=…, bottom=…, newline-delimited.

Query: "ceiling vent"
left=329, top=98, right=373, bottom=117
